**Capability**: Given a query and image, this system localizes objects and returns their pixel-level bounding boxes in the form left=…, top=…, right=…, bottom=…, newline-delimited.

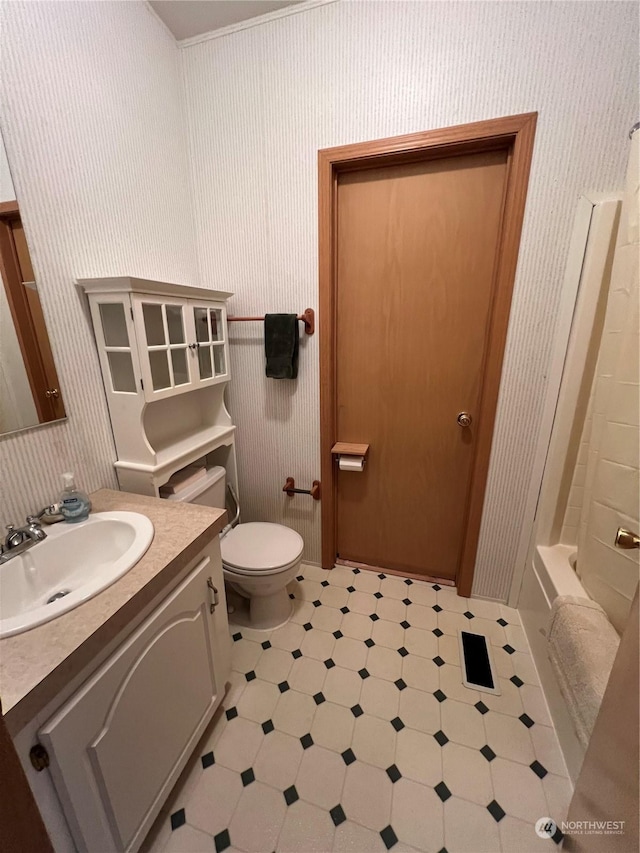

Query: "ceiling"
left=149, top=1, right=303, bottom=41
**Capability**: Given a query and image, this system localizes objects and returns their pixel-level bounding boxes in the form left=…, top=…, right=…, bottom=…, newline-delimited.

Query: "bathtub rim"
left=533, top=543, right=587, bottom=607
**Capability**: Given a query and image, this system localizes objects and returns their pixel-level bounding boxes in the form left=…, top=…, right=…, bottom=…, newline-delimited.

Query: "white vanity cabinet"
left=38, top=544, right=230, bottom=853
left=80, top=277, right=238, bottom=498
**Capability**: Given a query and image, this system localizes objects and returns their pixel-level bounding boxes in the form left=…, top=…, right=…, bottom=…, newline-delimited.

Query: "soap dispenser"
left=59, top=472, right=92, bottom=523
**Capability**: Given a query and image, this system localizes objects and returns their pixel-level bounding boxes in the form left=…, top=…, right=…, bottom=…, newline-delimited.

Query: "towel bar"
left=228, top=308, right=315, bottom=335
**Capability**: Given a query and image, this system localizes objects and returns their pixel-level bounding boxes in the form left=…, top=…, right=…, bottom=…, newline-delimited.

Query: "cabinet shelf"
left=114, top=424, right=236, bottom=475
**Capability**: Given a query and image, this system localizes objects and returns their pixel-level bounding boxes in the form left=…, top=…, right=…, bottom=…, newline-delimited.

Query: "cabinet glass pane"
left=194, top=308, right=210, bottom=343
left=99, top=303, right=129, bottom=348
left=149, top=350, right=171, bottom=389
left=166, top=305, right=185, bottom=344
left=198, top=346, right=213, bottom=379
left=210, top=309, right=223, bottom=342
left=142, top=304, right=165, bottom=346
left=213, top=345, right=226, bottom=376
left=107, top=351, right=136, bottom=393
left=171, top=349, right=189, bottom=385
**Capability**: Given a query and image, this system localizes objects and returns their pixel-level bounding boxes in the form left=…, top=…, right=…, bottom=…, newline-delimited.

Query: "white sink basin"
left=0, top=512, right=154, bottom=638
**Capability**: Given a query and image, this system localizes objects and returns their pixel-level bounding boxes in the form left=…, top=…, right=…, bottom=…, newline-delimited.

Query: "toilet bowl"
left=222, top=522, right=304, bottom=630
left=163, top=465, right=304, bottom=630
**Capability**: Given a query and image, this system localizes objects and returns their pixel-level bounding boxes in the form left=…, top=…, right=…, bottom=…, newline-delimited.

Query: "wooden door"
left=320, top=115, right=537, bottom=592
left=336, top=151, right=507, bottom=581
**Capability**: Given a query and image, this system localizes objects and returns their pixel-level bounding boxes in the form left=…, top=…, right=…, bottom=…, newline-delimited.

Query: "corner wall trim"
left=177, top=0, right=339, bottom=49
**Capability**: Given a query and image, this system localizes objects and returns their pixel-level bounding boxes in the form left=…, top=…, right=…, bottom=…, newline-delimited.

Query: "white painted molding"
left=177, top=0, right=339, bottom=48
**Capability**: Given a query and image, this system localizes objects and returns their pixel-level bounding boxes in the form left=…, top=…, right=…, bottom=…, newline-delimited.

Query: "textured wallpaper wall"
left=0, top=1, right=637, bottom=601
left=0, top=1, right=197, bottom=522
left=181, top=1, right=638, bottom=598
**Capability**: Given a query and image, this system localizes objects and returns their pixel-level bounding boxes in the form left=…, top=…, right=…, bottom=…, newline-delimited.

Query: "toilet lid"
left=221, top=522, right=304, bottom=572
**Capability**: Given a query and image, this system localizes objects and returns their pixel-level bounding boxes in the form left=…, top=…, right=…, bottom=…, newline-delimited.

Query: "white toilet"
left=221, top=521, right=303, bottom=630
left=166, top=465, right=303, bottom=630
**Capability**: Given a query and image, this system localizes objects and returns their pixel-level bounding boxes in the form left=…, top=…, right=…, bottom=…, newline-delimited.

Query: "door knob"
left=457, top=412, right=472, bottom=428
left=615, top=528, right=640, bottom=549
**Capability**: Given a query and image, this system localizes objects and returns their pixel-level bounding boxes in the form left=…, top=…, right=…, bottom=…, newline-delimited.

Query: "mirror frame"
left=0, top=199, right=66, bottom=432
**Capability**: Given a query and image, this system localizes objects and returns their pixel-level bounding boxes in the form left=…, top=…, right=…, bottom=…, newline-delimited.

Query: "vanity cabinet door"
left=39, top=546, right=230, bottom=853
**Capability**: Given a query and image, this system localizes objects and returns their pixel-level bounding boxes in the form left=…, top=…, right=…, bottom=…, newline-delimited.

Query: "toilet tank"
left=163, top=465, right=226, bottom=508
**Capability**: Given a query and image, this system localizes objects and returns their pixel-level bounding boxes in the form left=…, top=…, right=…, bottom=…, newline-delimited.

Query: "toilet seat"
left=221, top=522, right=304, bottom=574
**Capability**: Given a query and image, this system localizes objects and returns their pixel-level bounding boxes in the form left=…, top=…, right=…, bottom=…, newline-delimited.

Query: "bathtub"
left=519, top=544, right=588, bottom=781
left=533, top=544, right=585, bottom=605
left=515, top=193, right=623, bottom=783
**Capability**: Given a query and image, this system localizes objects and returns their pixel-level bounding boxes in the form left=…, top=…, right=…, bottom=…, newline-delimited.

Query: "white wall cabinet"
left=132, top=295, right=228, bottom=401
left=38, top=543, right=230, bottom=853
left=80, top=277, right=238, bottom=497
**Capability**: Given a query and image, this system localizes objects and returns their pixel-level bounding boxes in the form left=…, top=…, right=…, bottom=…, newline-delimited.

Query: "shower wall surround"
left=575, top=133, right=640, bottom=634
left=1, top=1, right=638, bottom=600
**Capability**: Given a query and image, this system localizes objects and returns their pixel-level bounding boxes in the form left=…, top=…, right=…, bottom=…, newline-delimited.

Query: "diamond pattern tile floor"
left=143, top=564, right=571, bottom=852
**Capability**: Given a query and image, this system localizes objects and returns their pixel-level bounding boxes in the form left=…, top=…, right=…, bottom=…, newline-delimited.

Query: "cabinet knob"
left=30, top=744, right=50, bottom=772
left=457, top=412, right=472, bottom=428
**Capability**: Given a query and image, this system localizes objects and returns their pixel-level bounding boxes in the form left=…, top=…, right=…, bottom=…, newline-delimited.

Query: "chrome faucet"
left=0, top=508, right=57, bottom=564
left=23, top=517, right=48, bottom=542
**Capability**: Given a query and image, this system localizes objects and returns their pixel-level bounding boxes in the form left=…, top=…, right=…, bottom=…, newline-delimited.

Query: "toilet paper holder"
left=331, top=442, right=370, bottom=471
left=283, top=477, right=321, bottom=500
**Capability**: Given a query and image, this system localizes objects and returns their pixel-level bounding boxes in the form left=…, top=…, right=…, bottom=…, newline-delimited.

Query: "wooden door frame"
left=318, top=112, right=537, bottom=596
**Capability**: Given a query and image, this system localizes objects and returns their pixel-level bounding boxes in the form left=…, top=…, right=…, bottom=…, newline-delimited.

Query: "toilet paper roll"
left=339, top=456, right=365, bottom=472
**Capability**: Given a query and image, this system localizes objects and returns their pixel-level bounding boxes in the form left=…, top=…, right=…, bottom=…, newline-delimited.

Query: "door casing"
left=318, top=113, right=537, bottom=596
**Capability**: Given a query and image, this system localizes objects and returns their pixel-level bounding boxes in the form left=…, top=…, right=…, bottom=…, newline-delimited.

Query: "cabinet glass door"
left=97, top=301, right=137, bottom=393
left=138, top=300, right=192, bottom=397
left=191, top=305, right=228, bottom=384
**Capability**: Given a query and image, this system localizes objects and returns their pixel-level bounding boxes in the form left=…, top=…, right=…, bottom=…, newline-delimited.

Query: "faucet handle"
left=4, top=525, right=24, bottom=549
left=26, top=516, right=40, bottom=524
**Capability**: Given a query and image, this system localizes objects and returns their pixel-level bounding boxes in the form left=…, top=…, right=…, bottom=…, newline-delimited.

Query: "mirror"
left=0, top=128, right=66, bottom=434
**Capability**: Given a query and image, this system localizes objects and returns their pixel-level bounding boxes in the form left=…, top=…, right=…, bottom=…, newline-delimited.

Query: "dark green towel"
left=264, top=314, right=299, bottom=379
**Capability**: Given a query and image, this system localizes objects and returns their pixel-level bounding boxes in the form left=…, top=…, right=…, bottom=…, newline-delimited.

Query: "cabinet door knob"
left=457, top=412, right=472, bottom=428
